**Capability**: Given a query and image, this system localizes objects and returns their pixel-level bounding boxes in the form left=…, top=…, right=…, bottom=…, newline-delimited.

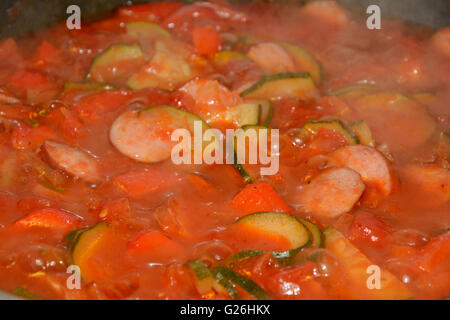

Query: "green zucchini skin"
left=298, top=119, right=360, bottom=145
left=229, top=125, right=271, bottom=183
left=187, top=260, right=212, bottom=281
left=349, top=120, right=375, bottom=147
left=212, top=266, right=270, bottom=300
left=236, top=212, right=312, bottom=259
left=224, top=250, right=265, bottom=266
left=86, top=43, right=145, bottom=82
left=328, top=83, right=378, bottom=98
left=126, top=21, right=172, bottom=39
left=278, top=42, right=323, bottom=84
left=13, top=288, right=42, bottom=300
left=240, top=72, right=317, bottom=100
left=298, top=218, right=324, bottom=248
left=245, top=99, right=274, bottom=127
left=210, top=268, right=241, bottom=299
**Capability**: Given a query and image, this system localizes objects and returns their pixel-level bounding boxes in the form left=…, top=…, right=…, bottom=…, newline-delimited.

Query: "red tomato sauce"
left=0, top=1, right=448, bottom=300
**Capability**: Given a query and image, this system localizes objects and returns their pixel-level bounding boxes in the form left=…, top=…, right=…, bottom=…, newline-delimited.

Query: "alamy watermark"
left=66, top=5, right=81, bottom=30
left=171, top=121, right=280, bottom=176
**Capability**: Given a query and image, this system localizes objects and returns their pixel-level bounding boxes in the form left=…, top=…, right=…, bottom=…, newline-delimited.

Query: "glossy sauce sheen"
left=0, top=1, right=448, bottom=300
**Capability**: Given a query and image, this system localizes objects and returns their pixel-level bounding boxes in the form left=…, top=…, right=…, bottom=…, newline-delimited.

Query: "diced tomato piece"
left=414, top=231, right=450, bottom=272
left=11, top=208, right=82, bottom=233
left=179, top=79, right=242, bottom=116
left=46, top=107, right=85, bottom=142
left=127, top=231, right=184, bottom=263
left=113, top=168, right=176, bottom=198
left=229, top=182, right=292, bottom=216
left=348, top=212, right=392, bottom=247
left=33, top=41, right=62, bottom=65
left=265, top=261, right=328, bottom=299
left=0, top=104, right=31, bottom=121
left=0, top=38, right=23, bottom=67
left=11, top=122, right=56, bottom=150
left=184, top=173, right=216, bottom=196
left=308, top=128, right=349, bottom=153
left=74, top=91, right=132, bottom=120
left=117, top=2, right=183, bottom=20
left=7, top=69, right=53, bottom=92
left=17, top=197, right=56, bottom=213
left=192, top=26, right=222, bottom=56
left=98, top=198, right=131, bottom=222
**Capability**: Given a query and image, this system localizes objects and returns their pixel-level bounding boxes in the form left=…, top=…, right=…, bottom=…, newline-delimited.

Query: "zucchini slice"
left=126, top=22, right=171, bottom=40
left=187, top=260, right=240, bottom=299
left=229, top=125, right=270, bottom=183
left=278, top=42, right=322, bottom=84
left=235, top=212, right=311, bottom=259
left=354, top=92, right=437, bottom=150
left=297, top=120, right=359, bottom=145
left=210, top=268, right=241, bottom=299
left=212, top=266, right=270, bottom=300
left=67, top=222, right=109, bottom=283
left=244, top=99, right=273, bottom=127
left=324, top=228, right=412, bottom=299
left=13, top=288, right=42, bottom=300
left=127, top=41, right=193, bottom=91
left=86, top=44, right=146, bottom=84
left=187, top=260, right=222, bottom=297
left=240, top=72, right=318, bottom=101
left=208, top=103, right=260, bottom=127
left=224, top=250, right=265, bottom=266
left=298, top=218, right=324, bottom=248
left=349, top=120, right=375, bottom=147
left=329, top=83, right=378, bottom=99
left=212, top=50, right=252, bottom=69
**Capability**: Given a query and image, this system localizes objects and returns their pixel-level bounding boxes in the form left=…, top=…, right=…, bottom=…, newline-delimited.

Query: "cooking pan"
left=0, top=0, right=448, bottom=300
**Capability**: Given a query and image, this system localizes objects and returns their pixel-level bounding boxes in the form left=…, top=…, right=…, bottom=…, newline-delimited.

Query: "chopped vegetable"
left=126, top=21, right=172, bottom=40
left=12, top=208, right=82, bottom=233
left=240, top=72, right=318, bottom=101
left=278, top=42, right=322, bottom=83
left=86, top=44, right=146, bottom=84
left=324, top=228, right=412, bottom=299
left=349, top=120, right=375, bottom=147
left=212, top=266, right=270, bottom=299
left=212, top=50, right=252, bottom=69
left=69, top=222, right=110, bottom=283
left=13, top=288, right=42, bottom=300
left=235, top=212, right=311, bottom=258
left=192, top=26, right=222, bottom=57
left=229, top=182, right=292, bottom=215
left=127, top=41, right=193, bottom=91
left=297, top=120, right=359, bottom=145
left=298, top=218, right=324, bottom=248
left=354, top=93, right=437, bottom=150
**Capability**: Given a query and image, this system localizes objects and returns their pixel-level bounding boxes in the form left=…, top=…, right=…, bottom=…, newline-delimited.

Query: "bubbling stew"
left=0, top=0, right=449, bottom=300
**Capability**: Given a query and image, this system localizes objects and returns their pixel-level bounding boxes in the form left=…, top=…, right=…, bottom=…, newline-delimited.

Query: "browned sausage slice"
left=43, top=141, right=102, bottom=184
left=297, top=167, right=365, bottom=218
